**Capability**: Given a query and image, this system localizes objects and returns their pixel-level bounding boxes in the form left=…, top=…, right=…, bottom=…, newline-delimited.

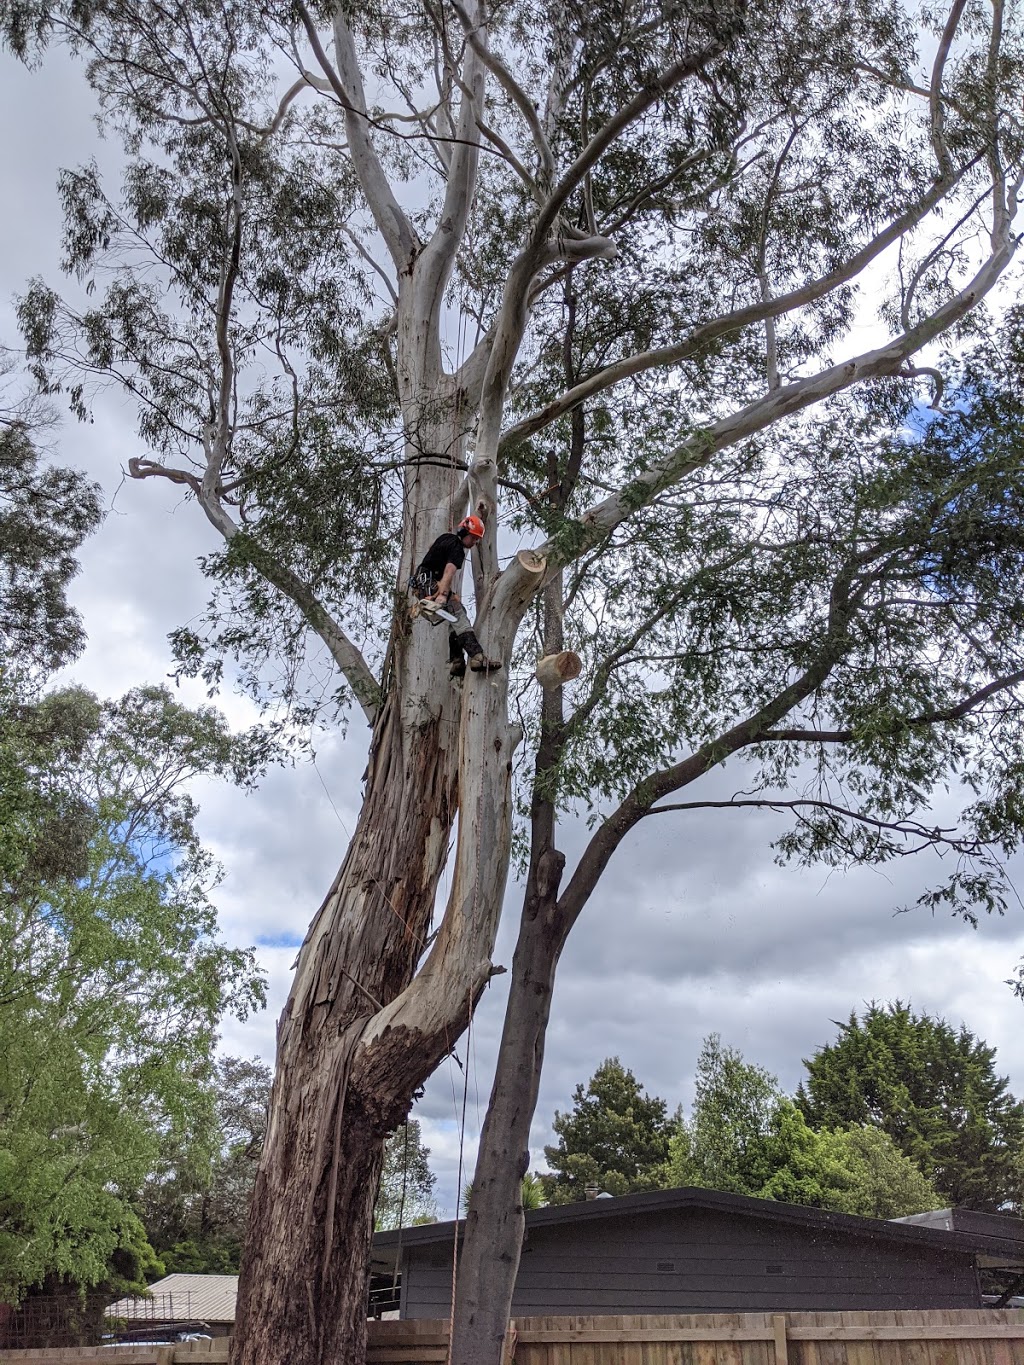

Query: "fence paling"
left=5, top=1310, right=1024, bottom=1365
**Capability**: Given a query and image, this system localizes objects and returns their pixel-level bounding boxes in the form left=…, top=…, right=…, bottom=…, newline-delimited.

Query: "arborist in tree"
left=410, top=514, right=502, bottom=679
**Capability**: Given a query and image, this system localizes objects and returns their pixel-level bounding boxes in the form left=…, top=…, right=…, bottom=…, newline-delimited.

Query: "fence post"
left=772, top=1314, right=789, bottom=1365
left=500, top=1320, right=518, bottom=1365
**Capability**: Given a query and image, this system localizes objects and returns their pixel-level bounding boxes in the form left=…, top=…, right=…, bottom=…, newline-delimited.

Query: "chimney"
left=584, top=1183, right=600, bottom=1201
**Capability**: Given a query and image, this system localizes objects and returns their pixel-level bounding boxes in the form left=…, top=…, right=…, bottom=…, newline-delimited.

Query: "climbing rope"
left=447, top=989, right=473, bottom=1364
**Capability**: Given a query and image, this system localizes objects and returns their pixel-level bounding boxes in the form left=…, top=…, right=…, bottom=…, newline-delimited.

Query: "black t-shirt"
left=418, top=533, right=466, bottom=580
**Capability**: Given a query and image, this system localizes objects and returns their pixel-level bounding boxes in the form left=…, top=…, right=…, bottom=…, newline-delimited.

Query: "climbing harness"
left=407, top=570, right=459, bottom=625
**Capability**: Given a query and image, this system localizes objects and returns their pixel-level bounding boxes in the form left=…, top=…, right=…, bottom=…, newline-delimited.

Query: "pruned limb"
left=535, top=652, right=582, bottom=688
left=128, top=455, right=200, bottom=493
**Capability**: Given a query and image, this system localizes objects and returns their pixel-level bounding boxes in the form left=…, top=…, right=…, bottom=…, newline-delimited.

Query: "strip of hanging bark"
left=535, top=651, right=582, bottom=688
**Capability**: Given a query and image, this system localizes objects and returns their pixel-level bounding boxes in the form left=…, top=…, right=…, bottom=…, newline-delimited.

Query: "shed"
left=372, top=1188, right=1024, bottom=1320
left=106, top=1272, right=238, bottom=1339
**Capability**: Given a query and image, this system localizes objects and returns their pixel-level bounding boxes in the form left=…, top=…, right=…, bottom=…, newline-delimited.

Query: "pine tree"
left=542, top=1058, right=678, bottom=1203
left=797, top=1003, right=1024, bottom=1210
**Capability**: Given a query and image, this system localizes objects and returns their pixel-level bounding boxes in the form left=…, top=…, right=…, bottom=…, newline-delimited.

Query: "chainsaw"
left=412, top=597, right=457, bottom=625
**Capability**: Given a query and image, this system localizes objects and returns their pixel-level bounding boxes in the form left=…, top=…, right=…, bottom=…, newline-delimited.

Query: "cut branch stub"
left=535, top=651, right=582, bottom=689
left=516, top=548, right=547, bottom=574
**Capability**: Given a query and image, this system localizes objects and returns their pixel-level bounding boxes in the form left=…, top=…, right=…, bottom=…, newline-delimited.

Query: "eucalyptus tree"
left=4, top=0, right=1024, bottom=1362
left=0, top=356, right=101, bottom=673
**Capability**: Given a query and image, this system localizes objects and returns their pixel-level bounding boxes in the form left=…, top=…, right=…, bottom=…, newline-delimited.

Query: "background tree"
left=797, top=1003, right=1024, bottom=1211
left=138, top=1056, right=273, bottom=1275
left=3, top=2, right=1024, bottom=1362
left=0, top=354, right=101, bottom=674
left=541, top=1058, right=678, bottom=1203
left=676, top=1035, right=782, bottom=1195
left=0, top=683, right=267, bottom=1322
left=375, top=1121, right=438, bottom=1231
left=462, top=1173, right=545, bottom=1216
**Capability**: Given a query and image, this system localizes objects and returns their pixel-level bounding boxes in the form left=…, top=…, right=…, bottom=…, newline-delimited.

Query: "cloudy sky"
left=3, top=46, right=1024, bottom=1222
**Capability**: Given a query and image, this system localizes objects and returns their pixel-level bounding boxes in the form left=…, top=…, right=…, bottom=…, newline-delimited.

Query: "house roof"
left=106, top=1273, right=238, bottom=1324
left=373, top=1187, right=1024, bottom=1264
left=891, top=1208, right=1024, bottom=1268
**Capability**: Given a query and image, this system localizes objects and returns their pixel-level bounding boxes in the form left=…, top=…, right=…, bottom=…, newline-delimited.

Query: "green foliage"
left=561, top=1036, right=940, bottom=1218
left=542, top=1058, right=679, bottom=1203
left=137, top=1055, right=273, bottom=1274
left=374, top=1120, right=438, bottom=1231
left=4, top=0, right=1024, bottom=942
left=797, top=1003, right=1024, bottom=1211
left=0, top=680, right=267, bottom=1303
left=0, top=361, right=102, bottom=673
left=461, top=1172, right=547, bottom=1217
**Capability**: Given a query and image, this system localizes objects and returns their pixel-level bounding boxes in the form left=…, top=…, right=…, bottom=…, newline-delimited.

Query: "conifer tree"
left=797, top=1004, right=1024, bottom=1211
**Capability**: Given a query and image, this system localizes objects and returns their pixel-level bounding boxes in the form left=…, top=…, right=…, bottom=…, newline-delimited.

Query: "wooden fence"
left=1, top=1310, right=1022, bottom=1365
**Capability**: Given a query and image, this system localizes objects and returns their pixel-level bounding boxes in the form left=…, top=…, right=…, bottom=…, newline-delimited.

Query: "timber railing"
left=1, top=1310, right=1022, bottom=1365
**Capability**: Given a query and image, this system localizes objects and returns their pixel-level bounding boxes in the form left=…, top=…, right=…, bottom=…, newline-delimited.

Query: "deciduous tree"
left=138, top=1056, right=274, bottom=1275
left=0, top=683, right=266, bottom=1310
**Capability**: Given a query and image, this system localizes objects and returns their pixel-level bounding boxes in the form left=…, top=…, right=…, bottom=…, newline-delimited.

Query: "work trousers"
left=445, top=593, right=473, bottom=642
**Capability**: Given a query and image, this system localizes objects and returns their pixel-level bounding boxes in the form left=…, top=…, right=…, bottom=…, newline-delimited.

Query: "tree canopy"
left=4, top=0, right=1024, bottom=1359
left=0, top=681, right=267, bottom=1305
left=550, top=1037, right=940, bottom=1219
left=542, top=1057, right=678, bottom=1202
left=0, top=359, right=101, bottom=675
left=138, top=1055, right=274, bottom=1275
left=797, top=1003, right=1024, bottom=1211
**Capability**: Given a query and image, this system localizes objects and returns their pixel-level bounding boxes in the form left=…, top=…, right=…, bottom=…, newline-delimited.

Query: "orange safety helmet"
left=457, top=515, right=486, bottom=539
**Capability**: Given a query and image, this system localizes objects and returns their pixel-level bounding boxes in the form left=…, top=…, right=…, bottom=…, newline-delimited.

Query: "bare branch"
left=294, top=0, right=416, bottom=265
left=760, top=669, right=1024, bottom=743
left=648, top=797, right=985, bottom=857
left=502, top=170, right=965, bottom=450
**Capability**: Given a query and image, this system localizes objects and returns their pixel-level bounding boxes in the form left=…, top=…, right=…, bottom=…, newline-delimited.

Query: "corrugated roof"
left=107, top=1273, right=238, bottom=1323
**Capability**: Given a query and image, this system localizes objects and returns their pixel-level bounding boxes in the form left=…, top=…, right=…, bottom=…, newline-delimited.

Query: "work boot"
left=449, top=635, right=467, bottom=680
left=457, top=631, right=502, bottom=673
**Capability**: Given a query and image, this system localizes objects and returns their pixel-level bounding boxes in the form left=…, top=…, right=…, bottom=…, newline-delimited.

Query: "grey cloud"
left=4, top=48, right=1023, bottom=1227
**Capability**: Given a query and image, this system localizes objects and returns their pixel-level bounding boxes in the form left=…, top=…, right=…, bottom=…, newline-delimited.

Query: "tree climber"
left=410, top=515, right=502, bottom=678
